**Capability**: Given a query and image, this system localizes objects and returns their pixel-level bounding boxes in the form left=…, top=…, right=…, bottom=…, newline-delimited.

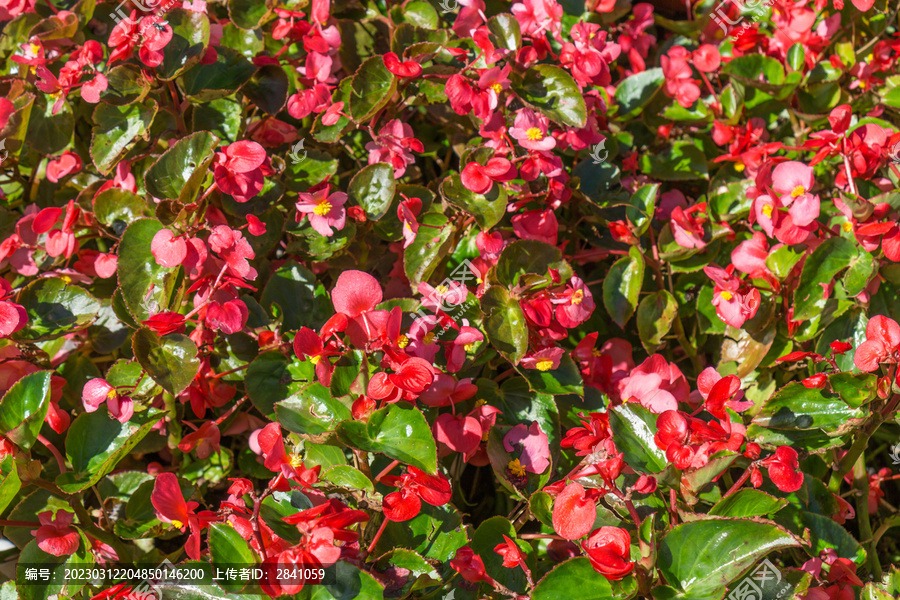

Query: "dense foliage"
left=2, top=0, right=900, bottom=598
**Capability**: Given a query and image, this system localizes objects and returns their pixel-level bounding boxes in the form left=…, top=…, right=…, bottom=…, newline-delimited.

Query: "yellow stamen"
left=536, top=359, right=554, bottom=372
left=171, top=520, right=184, bottom=529
left=571, top=289, right=584, bottom=305
left=720, top=291, right=734, bottom=301
left=289, top=454, right=303, bottom=469
left=313, top=201, right=332, bottom=216
left=762, top=204, right=773, bottom=218
left=790, top=185, right=805, bottom=198
left=464, top=342, right=475, bottom=352
left=508, top=459, right=526, bottom=477
left=309, top=355, right=321, bottom=365
left=491, top=83, right=503, bottom=94
left=842, top=221, right=853, bottom=232
left=592, top=348, right=602, bottom=357
left=475, top=398, right=486, bottom=407
left=29, top=43, right=41, bottom=55
left=107, top=388, right=118, bottom=401
left=525, top=127, right=543, bottom=141
left=423, top=332, right=436, bottom=345
left=397, top=334, right=410, bottom=348
left=482, top=429, right=490, bottom=442
left=734, top=162, right=745, bottom=173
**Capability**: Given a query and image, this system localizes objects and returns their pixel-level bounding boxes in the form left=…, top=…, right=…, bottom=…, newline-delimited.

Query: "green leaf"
left=608, top=403, right=667, bottom=474
left=636, top=290, right=677, bottom=351
left=283, top=149, right=339, bottom=192
left=13, top=278, right=100, bottom=341
left=145, top=131, right=220, bottom=203
left=495, top=240, right=571, bottom=288
left=515, top=354, right=583, bottom=395
left=93, top=188, right=151, bottom=232
left=337, top=404, right=437, bottom=474
left=603, top=246, right=645, bottom=329
left=260, top=260, right=332, bottom=331
left=487, top=13, right=521, bottom=51
left=752, top=382, right=865, bottom=433
left=156, top=8, right=210, bottom=81
left=627, top=183, right=659, bottom=235
left=309, top=560, right=385, bottom=600
left=480, top=286, right=528, bottom=365
left=376, top=503, right=467, bottom=561
left=313, top=78, right=353, bottom=143
left=0, top=456, right=21, bottom=515
left=773, top=506, right=865, bottom=563
left=349, top=162, right=396, bottom=221
left=245, top=352, right=312, bottom=418
left=90, top=99, right=158, bottom=174
left=828, top=372, right=877, bottom=408
left=765, top=245, right=804, bottom=280
left=722, top=54, right=786, bottom=88
left=26, top=95, right=73, bottom=155
left=710, top=489, right=788, bottom=518
left=615, top=68, right=664, bottom=116
left=56, top=410, right=166, bottom=493
left=349, top=56, right=397, bottom=122
left=132, top=328, right=201, bottom=396
left=228, top=0, right=271, bottom=29
left=513, top=64, right=587, bottom=127
left=0, top=371, right=52, bottom=450
left=533, top=557, right=637, bottom=600
left=843, top=248, right=875, bottom=297
left=792, top=237, right=857, bottom=321
left=179, top=47, right=256, bottom=101
left=404, top=211, right=454, bottom=286
left=117, top=218, right=180, bottom=321
left=275, top=383, right=351, bottom=436
left=209, top=523, right=256, bottom=591
left=639, top=141, right=708, bottom=181
left=441, top=173, right=508, bottom=229
left=242, top=64, right=289, bottom=115
left=470, top=517, right=531, bottom=595
left=322, top=465, right=374, bottom=494
left=101, top=64, right=150, bottom=106
left=658, top=518, right=800, bottom=599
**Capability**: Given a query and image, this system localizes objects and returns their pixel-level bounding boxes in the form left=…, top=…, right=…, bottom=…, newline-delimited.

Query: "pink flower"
left=82, top=378, right=134, bottom=423
left=771, top=161, right=819, bottom=226
left=213, top=141, right=267, bottom=203
left=418, top=373, right=478, bottom=407
left=511, top=0, right=563, bottom=37
left=446, top=326, right=483, bottom=373
left=509, top=109, right=556, bottom=152
left=178, top=421, right=221, bottom=459
left=661, top=46, right=700, bottom=108
left=552, top=276, right=595, bottom=328
left=670, top=205, right=707, bottom=249
left=365, top=119, right=422, bottom=178
left=761, top=446, right=804, bottom=493
left=434, top=412, right=481, bottom=455
left=618, top=354, right=689, bottom=413
left=151, top=229, right=188, bottom=267
left=46, top=151, right=82, bottom=183
left=460, top=157, right=516, bottom=194
left=520, top=346, right=565, bottom=371
left=32, top=510, right=79, bottom=557
left=703, top=265, right=761, bottom=329
left=731, top=232, right=773, bottom=280
left=854, top=315, right=900, bottom=372
left=208, top=226, right=257, bottom=280
left=503, top=422, right=550, bottom=474
left=296, top=186, right=347, bottom=237
left=552, top=482, right=601, bottom=540
left=511, top=208, right=558, bottom=245
left=331, top=270, right=388, bottom=347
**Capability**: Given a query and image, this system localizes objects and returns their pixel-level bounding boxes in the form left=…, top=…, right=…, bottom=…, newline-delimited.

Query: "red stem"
left=366, top=518, right=389, bottom=555
left=37, top=434, right=66, bottom=473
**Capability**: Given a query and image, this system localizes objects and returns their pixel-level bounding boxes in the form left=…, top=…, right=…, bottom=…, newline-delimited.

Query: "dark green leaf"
left=533, top=557, right=637, bottom=600
left=441, top=173, right=508, bottom=230
left=90, top=99, right=157, bottom=174
left=636, top=290, right=677, bottom=351
left=480, top=286, right=528, bottom=365
left=496, top=240, right=570, bottom=288
left=513, top=64, right=587, bottom=127
left=349, top=56, right=397, bottom=122
left=752, top=382, right=865, bottom=433
left=710, top=489, right=788, bottom=518
left=132, top=328, right=201, bottom=396
left=792, top=237, right=857, bottom=321
left=0, top=371, right=52, bottom=450
left=602, top=246, right=644, bottom=329
left=337, top=404, right=437, bottom=474
left=13, top=278, right=100, bottom=341
left=349, top=163, right=396, bottom=221
left=179, top=47, right=256, bottom=101
left=260, top=260, right=333, bottom=331
left=145, top=131, right=220, bottom=203
left=275, top=383, right=351, bottom=436
left=156, top=8, right=210, bottom=81
left=404, top=211, right=454, bottom=286
left=608, top=403, right=667, bottom=474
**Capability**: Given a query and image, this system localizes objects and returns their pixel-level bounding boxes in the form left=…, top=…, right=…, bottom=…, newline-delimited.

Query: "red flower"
left=383, top=52, right=422, bottom=78
left=494, top=534, right=530, bottom=575
left=433, top=412, right=481, bottom=455
left=151, top=472, right=203, bottom=560
left=178, top=422, right=221, bottom=460
left=208, top=226, right=257, bottom=280
left=331, top=270, right=388, bottom=347
left=552, top=482, right=601, bottom=540
left=761, top=446, right=804, bottom=493
left=213, top=141, right=267, bottom=202
left=32, top=510, right=79, bottom=557
left=381, top=466, right=451, bottom=522
left=853, top=315, right=900, bottom=372
left=581, top=527, right=634, bottom=580
left=449, top=546, right=492, bottom=584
